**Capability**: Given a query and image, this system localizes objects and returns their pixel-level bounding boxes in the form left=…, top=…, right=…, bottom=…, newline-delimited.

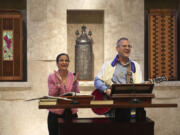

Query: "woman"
left=47, top=53, right=80, bottom=135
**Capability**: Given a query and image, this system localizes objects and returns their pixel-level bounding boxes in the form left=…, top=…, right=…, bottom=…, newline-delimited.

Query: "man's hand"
left=105, top=89, right=111, bottom=96
left=144, top=80, right=152, bottom=84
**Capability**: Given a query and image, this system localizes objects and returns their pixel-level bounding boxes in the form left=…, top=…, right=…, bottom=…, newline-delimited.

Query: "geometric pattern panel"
left=3, top=30, right=13, bottom=60
left=148, top=9, right=177, bottom=80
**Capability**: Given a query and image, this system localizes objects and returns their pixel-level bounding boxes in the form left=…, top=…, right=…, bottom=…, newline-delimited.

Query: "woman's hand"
left=73, top=72, right=79, bottom=84
left=54, top=70, right=62, bottom=84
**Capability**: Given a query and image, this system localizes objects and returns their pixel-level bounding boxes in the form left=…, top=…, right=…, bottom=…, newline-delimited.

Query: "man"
left=94, top=37, right=143, bottom=120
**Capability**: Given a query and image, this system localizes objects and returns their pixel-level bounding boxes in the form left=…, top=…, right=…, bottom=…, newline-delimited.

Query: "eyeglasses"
left=120, top=44, right=132, bottom=48
left=59, top=59, right=70, bottom=63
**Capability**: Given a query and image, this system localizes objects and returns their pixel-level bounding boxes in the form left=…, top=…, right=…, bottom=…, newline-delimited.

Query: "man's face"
left=116, top=40, right=131, bottom=58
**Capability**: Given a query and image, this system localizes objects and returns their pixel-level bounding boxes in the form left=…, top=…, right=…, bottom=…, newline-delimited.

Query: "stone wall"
left=0, top=0, right=179, bottom=135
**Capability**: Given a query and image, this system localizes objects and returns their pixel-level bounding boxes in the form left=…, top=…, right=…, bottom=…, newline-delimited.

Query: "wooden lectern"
left=39, top=84, right=177, bottom=135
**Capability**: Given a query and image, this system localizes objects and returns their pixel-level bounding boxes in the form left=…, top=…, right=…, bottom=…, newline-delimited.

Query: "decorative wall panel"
left=148, top=9, right=177, bottom=80
left=0, top=11, right=23, bottom=80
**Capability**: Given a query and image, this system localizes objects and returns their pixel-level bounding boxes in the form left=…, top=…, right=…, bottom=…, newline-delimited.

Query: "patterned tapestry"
left=148, top=9, right=177, bottom=80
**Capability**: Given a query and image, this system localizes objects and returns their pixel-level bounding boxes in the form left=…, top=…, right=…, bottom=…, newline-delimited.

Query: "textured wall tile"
left=29, top=0, right=47, bottom=21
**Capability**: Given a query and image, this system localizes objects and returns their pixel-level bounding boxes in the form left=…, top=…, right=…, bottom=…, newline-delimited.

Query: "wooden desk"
left=39, top=103, right=177, bottom=109
left=58, top=118, right=154, bottom=135
left=39, top=95, right=177, bottom=109
left=39, top=95, right=177, bottom=135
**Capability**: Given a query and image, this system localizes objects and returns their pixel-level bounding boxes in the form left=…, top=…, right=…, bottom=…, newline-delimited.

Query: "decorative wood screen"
left=148, top=9, right=177, bottom=80
left=0, top=11, right=23, bottom=80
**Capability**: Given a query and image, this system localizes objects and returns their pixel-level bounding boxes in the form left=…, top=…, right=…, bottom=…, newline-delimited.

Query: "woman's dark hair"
left=56, top=53, right=70, bottom=63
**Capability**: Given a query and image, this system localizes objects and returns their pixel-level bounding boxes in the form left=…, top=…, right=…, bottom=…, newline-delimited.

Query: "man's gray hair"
left=116, top=37, right=129, bottom=46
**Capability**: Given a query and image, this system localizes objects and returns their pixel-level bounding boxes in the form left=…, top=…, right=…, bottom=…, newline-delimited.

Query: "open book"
left=25, top=95, right=72, bottom=101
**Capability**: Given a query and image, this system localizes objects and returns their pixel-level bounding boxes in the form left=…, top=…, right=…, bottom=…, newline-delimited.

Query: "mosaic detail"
left=167, top=16, right=175, bottom=79
left=3, top=30, right=13, bottom=60
left=151, top=15, right=158, bottom=78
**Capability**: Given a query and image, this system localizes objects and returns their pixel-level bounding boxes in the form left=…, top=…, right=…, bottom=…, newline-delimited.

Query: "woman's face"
left=57, top=55, right=69, bottom=71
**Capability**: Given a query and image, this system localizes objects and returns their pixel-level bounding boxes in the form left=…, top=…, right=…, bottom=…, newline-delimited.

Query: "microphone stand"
left=71, top=73, right=79, bottom=104
left=71, top=89, right=79, bottom=104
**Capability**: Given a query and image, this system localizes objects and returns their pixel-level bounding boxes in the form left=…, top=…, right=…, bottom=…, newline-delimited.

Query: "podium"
left=58, top=118, right=154, bottom=135
left=39, top=84, right=177, bottom=135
